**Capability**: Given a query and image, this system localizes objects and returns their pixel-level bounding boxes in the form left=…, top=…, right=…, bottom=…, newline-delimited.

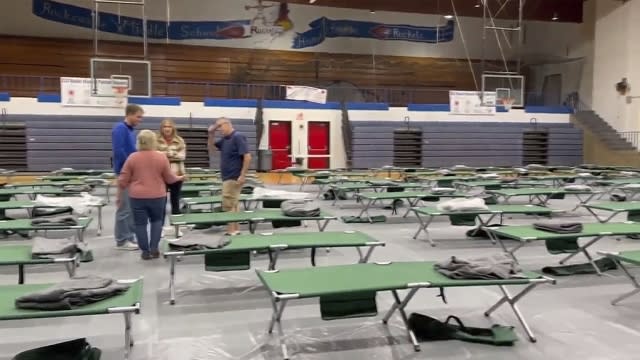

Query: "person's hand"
left=177, top=175, right=186, bottom=182
left=208, top=124, right=219, bottom=133
left=237, top=175, right=246, bottom=185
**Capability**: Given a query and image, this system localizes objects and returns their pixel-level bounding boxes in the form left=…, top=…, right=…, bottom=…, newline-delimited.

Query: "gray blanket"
left=281, top=199, right=320, bottom=217
left=31, top=215, right=79, bottom=227
left=63, top=185, right=93, bottom=192
left=15, top=275, right=129, bottom=310
left=168, top=232, right=231, bottom=251
left=434, top=253, right=526, bottom=280
left=31, top=236, right=78, bottom=258
left=533, top=222, right=583, bottom=234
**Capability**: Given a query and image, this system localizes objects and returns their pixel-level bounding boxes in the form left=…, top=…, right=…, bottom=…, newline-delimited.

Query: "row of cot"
left=3, top=166, right=640, bottom=359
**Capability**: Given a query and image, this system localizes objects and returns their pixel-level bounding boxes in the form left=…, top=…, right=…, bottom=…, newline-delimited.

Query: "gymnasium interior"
left=1, top=0, right=640, bottom=359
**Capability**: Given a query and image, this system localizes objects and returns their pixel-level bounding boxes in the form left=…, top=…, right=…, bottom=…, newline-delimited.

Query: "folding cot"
left=180, top=184, right=221, bottom=196
left=162, top=230, right=385, bottom=304
left=329, top=182, right=428, bottom=205
left=453, top=180, right=547, bottom=191
left=486, top=188, right=600, bottom=209
left=257, top=261, right=555, bottom=359
left=7, top=180, right=88, bottom=188
left=597, top=250, right=640, bottom=304
left=581, top=201, right=640, bottom=223
left=0, top=187, right=84, bottom=201
left=0, top=278, right=143, bottom=359
left=354, top=190, right=468, bottom=221
left=181, top=194, right=313, bottom=212
left=0, top=244, right=78, bottom=284
left=407, top=175, right=478, bottom=187
left=0, top=199, right=105, bottom=235
left=0, top=217, right=93, bottom=243
left=170, top=209, right=337, bottom=235
left=485, top=222, right=640, bottom=275
left=182, top=179, right=222, bottom=186
left=411, top=204, right=563, bottom=246
left=51, top=168, right=114, bottom=176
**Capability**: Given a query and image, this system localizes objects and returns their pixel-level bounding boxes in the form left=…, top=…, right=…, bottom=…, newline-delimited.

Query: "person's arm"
left=112, top=126, right=128, bottom=171
left=116, top=156, right=133, bottom=207
left=160, top=155, right=183, bottom=184
left=237, top=135, right=252, bottom=184
left=207, top=124, right=220, bottom=153
left=172, top=141, right=186, bottom=161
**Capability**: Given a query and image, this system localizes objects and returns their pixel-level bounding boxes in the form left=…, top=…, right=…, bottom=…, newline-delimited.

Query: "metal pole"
left=517, top=0, right=525, bottom=74
left=93, top=1, right=99, bottom=55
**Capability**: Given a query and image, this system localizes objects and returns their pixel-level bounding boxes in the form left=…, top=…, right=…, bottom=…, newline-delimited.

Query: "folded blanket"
left=431, top=187, right=456, bottom=195
left=63, top=185, right=93, bottom=192
left=167, top=232, right=231, bottom=251
left=34, top=193, right=104, bottom=216
left=251, top=187, right=310, bottom=200
left=563, top=184, right=592, bottom=192
left=32, top=236, right=77, bottom=257
left=434, top=253, right=526, bottom=280
left=31, top=216, right=79, bottom=227
left=15, top=275, right=129, bottom=310
left=533, top=222, right=583, bottom=234
left=281, top=199, right=320, bottom=217
left=622, top=184, right=640, bottom=189
left=477, top=173, right=500, bottom=179
left=436, top=198, right=488, bottom=212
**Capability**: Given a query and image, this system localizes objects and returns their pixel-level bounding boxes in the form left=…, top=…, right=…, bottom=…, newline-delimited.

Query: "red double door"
left=268, top=121, right=330, bottom=170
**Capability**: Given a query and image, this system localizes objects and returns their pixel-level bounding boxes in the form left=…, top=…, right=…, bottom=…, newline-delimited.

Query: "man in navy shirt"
left=111, top=104, right=144, bottom=250
left=208, top=117, right=252, bottom=235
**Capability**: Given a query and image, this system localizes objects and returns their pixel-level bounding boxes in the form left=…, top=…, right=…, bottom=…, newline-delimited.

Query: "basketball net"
left=112, top=85, right=129, bottom=107
left=502, top=98, right=514, bottom=111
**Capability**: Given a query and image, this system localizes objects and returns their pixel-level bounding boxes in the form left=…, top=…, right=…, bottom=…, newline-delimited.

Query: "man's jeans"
left=130, top=197, right=166, bottom=255
left=115, top=188, right=136, bottom=245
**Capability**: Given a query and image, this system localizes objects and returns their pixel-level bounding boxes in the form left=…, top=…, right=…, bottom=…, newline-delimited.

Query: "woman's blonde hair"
left=159, top=118, right=178, bottom=138
left=137, top=129, right=158, bottom=151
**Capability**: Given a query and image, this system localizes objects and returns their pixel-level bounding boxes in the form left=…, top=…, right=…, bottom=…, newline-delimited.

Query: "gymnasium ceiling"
left=286, top=0, right=586, bottom=23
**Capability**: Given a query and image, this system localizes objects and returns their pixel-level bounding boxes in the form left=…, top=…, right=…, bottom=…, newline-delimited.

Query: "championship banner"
left=285, top=86, right=327, bottom=104
left=449, top=91, right=497, bottom=115
left=60, top=77, right=129, bottom=108
left=293, top=17, right=455, bottom=49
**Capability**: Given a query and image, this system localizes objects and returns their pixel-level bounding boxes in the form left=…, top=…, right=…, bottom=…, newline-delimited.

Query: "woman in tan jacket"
left=157, top=119, right=186, bottom=215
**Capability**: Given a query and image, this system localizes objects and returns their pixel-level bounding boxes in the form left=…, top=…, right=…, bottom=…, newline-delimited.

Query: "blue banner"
left=292, top=17, right=455, bottom=49
left=32, top=0, right=251, bottom=40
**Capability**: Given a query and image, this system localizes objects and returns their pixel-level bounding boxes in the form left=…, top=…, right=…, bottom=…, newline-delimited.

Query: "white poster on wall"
left=449, top=90, right=497, bottom=115
left=60, top=77, right=129, bottom=108
left=285, top=85, right=327, bottom=104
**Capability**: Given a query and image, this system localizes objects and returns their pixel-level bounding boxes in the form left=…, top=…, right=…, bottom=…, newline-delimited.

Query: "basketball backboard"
left=90, top=58, right=151, bottom=97
left=482, top=74, right=525, bottom=108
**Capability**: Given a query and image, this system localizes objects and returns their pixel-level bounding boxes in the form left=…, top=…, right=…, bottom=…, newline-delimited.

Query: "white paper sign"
left=449, top=90, right=497, bottom=115
left=285, top=85, right=327, bottom=104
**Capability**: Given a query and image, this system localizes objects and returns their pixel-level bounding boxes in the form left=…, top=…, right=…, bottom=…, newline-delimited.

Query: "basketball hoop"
left=112, top=84, right=128, bottom=107
left=501, top=97, right=515, bottom=111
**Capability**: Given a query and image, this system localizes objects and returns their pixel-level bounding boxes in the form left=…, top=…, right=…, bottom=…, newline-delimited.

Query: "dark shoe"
left=141, top=252, right=152, bottom=260
left=151, top=250, right=160, bottom=259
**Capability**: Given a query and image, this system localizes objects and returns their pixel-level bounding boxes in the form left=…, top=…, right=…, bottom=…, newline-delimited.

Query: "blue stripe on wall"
left=128, top=96, right=181, bottom=106
left=263, top=100, right=340, bottom=109
left=37, top=93, right=61, bottom=103
left=0, top=92, right=10, bottom=101
left=204, top=98, right=258, bottom=107
left=525, top=106, right=573, bottom=114
left=407, top=104, right=451, bottom=112
left=346, top=102, right=389, bottom=110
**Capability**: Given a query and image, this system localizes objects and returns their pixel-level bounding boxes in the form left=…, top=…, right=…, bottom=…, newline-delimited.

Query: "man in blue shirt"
left=208, top=117, right=252, bottom=235
left=111, top=104, right=144, bottom=250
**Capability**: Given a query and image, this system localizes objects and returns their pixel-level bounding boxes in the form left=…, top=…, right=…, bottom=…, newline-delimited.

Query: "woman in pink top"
left=117, top=129, right=184, bottom=260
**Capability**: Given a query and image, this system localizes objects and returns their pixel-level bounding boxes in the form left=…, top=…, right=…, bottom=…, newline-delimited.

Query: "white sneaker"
left=115, top=242, right=139, bottom=251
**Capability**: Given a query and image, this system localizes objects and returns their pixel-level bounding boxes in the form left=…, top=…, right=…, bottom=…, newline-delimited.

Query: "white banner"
left=449, top=90, right=497, bottom=115
left=60, top=77, right=129, bottom=108
left=285, top=85, right=327, bottom=104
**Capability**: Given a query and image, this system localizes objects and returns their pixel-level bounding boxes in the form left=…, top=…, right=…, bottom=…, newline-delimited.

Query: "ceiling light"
left=552, top=12, right=559, bottom=21
left=370, top=9, right=375, bottom=14
left=444, top=14, right=453, bottom=19
left=309, top=0, right=317, bottom=3
left=474, top=1, right=481, bottom=7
